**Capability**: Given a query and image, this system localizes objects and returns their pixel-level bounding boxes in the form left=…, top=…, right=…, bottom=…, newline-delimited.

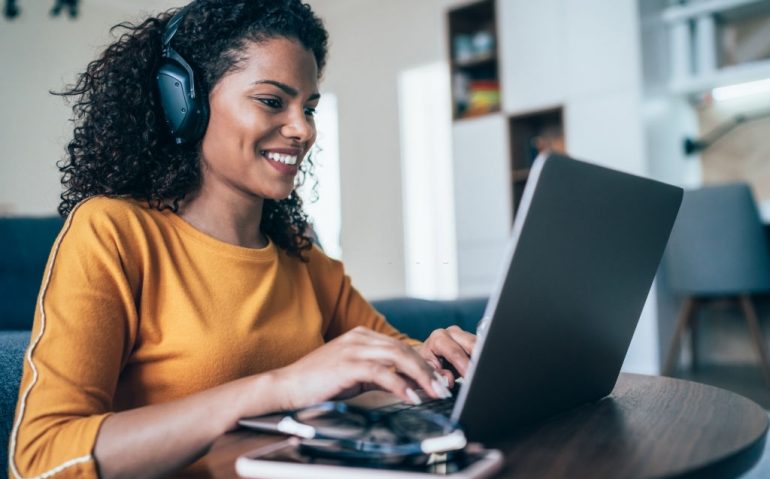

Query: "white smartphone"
left=234, top=438, right=504, bottom=479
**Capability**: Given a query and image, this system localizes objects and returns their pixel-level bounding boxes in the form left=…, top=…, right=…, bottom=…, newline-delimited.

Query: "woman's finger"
left=446, top=326, right=477, bottom=355
left=433, top=368, right=456, bottom=389
left=418, top=347, right=443, bottom=370
left=428, top=330, right=472, bottom=377
left=353, top=338, right=451, bottom=400
left=355, top=361, right=422, bottom=405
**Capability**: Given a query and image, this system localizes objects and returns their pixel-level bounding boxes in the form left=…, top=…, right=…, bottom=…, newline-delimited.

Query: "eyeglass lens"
left=389, top=411, right=454, bottom=440
left=295, top=406, right=368, bottom=439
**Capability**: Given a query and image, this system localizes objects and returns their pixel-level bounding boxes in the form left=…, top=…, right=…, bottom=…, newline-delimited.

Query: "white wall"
left=0, top=0, right=184, bottom=215
left=638, top=0, right=702, bottom=370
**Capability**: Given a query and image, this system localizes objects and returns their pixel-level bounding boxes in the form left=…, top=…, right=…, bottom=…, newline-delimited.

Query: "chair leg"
left=663, top=298, right=697, bottom=377
left=691, top=311, right=699, bottom=372
left=738, top=295, right=770, bottom=386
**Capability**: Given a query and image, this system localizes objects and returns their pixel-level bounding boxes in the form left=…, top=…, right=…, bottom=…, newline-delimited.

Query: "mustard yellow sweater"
left=10, top=196, right=414, bottom=479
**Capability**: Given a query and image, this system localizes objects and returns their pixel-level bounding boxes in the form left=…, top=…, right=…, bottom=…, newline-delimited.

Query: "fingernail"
left=406, top=388, right=422, bottom=405
left=432, top=379, right=452, bottom=399
left=434, top=371, right=449, bottom=388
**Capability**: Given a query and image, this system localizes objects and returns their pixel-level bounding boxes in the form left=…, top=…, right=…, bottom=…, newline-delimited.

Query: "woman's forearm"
left=94, top=370, right=283, bottom=479
left=91, top=324, right=472, bottom=479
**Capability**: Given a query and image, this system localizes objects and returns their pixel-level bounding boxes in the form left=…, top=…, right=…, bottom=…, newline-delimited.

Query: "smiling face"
left=199, top=37, right=320, bottom=202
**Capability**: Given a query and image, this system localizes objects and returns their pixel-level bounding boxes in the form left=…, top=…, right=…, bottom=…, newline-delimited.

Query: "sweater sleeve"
left=305, top=247, right=420, bottom=347
left=9, top=198, right=138, bottom=479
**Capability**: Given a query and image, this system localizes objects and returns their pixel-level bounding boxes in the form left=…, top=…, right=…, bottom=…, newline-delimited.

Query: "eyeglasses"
left=275, top=401, right=467, bottom=462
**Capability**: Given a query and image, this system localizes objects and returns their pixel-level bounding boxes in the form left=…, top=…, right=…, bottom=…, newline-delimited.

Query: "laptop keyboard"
left=374, top=384, right=459, bottom=418
left=407, top=397, right=456, bottom=416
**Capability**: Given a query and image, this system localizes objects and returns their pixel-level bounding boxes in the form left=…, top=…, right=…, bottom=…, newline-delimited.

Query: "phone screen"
left=247, top=440, right=495, bottom=476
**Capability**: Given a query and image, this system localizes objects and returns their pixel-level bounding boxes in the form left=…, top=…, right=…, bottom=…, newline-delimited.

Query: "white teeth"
left=264, top=151, right=298, bottom=165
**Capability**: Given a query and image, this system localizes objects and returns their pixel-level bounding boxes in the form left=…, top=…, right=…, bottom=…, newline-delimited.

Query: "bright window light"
left=297, top=94, right=342, bottom=259
left=398, top=63, right=457, bottom=299
left=712, top=78, right=770, bottom=101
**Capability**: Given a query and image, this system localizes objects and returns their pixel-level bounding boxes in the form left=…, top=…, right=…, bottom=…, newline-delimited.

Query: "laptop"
left=240, top=153, right=683, bottom=441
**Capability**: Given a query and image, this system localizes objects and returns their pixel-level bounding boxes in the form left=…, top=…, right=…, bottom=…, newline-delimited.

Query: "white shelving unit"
left=663, top=0, right=770, bottom=95
left=447, top=0, right=661, bottom=373
left=449, top=0, right=648, bottom=297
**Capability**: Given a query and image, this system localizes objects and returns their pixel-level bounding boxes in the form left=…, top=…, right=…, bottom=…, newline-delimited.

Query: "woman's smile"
left=260, top=147, right=302, bottom=175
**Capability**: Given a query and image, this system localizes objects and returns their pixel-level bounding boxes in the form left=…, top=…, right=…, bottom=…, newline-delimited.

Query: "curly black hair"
left=55, top=0, right=328, bottom=260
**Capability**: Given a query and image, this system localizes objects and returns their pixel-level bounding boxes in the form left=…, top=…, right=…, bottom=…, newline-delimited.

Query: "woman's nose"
left=281, top=108, right=315, bottom=143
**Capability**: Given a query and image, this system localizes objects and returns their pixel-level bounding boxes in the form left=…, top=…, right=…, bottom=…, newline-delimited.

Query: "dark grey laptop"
left=240, top=153, right=683, bottom=442
left=452, top=152, right=682, bottom=440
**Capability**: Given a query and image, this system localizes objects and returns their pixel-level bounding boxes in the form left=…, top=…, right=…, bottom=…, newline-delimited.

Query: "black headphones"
left=156, top=4, right=209, bottom=145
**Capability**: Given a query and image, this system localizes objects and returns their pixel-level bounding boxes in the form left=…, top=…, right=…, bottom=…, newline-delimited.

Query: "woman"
left=10, top=1, right=476, bottom=478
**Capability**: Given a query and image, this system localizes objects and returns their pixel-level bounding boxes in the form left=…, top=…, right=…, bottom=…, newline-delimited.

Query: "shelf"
left=670, top=59, right=770, bottom=95
left=663, top=0, right=770, bottom=96
left=508, top=108, right=564, bottom=217
left=511, top=169, right=530, bottom=182
left=662, top=0, right=766, bottom=23
left=448, top=0, right=499, bottom=121
left=453, top=52, right=497, bottom=69
left=456, top=105, right=501, bottom=121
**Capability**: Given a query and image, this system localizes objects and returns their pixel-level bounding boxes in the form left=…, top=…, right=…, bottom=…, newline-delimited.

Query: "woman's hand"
left=417, top=326, right=477, bottom=387
left=273, top=326, right=453, bottom=410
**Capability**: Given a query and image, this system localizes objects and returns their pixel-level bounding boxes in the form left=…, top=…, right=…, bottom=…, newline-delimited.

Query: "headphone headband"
left=162, top=4, right=192, bottom=52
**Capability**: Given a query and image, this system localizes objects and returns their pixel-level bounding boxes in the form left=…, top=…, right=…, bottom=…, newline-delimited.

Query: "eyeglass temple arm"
left=277, top=416, right=317, bottom=439
left=420, top=430, right=467, bottom=454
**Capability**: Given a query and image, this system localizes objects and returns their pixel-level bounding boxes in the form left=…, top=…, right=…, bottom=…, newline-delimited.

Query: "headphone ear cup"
left=156, top=59, right=209, bottom=144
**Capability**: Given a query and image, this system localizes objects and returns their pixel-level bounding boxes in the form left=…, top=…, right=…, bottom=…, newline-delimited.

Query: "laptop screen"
left=451, top=153, right=682, bottom=440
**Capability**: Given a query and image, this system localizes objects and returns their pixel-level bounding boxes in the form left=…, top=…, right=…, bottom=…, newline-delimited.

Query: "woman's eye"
left=304, top=107, right=317, bottom=117
left=257, top=97, right=282, bottom=109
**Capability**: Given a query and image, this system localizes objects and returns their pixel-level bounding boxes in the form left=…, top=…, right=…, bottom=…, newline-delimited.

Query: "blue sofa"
left=0, top=215, right=486, bottom=476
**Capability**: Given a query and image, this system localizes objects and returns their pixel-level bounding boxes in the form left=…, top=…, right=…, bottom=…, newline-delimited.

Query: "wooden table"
left=206, top=373, right=769, bottom=478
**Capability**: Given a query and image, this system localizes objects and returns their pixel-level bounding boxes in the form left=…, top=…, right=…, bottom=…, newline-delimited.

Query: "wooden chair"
left=662, top=183, right=770, bottom=385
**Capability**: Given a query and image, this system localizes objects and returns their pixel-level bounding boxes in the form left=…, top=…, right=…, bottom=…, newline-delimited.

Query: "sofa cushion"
left=0, top=216, right=64, bottom=330
left=372, top=297, right=487, bottom=341
left=0, top=331, right=30, bottom=476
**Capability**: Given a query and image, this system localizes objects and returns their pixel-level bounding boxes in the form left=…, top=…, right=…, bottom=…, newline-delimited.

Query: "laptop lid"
left=452, top=153, right=683, bottom=440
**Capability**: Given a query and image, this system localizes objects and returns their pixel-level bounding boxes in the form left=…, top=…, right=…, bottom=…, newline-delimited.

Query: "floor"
left=676, top=364, right=770, bottom=409
left=672, top=364, right=770, bottom=478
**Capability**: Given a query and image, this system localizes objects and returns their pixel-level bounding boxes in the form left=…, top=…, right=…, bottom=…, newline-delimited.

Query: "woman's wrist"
left=266, top=365, right=300, bottom=411
left=215, top=370, right=285, bottom=432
